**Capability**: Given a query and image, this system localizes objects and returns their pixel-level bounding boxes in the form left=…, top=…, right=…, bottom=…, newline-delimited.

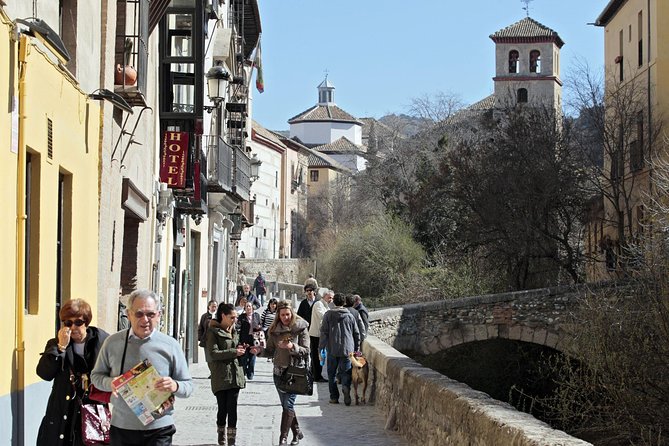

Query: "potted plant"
left=115, top=38, right=137, bottom=86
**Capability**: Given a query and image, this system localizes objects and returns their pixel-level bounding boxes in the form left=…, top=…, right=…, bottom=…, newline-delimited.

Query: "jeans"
left=215, top=388, right=240, bottom=428
left=273, top=373, right=297, bottom=411
left=240, top=350, right=256, bottom=379
left=110, top=425, right=176, bottom=446
left=326, top=354, right=352, bottom=401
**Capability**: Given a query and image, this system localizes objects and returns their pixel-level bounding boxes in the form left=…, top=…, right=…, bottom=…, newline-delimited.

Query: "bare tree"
left=441, top=105, right=589, bottom=289
left=567, top=60, right=663, bottom=275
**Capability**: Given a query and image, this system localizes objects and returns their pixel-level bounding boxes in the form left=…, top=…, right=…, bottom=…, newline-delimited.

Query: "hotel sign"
left=160, top=131, right=189, bottom=188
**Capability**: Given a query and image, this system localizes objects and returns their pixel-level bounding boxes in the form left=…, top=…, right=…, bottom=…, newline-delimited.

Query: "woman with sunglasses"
left=36, top=298, right=109, bottom=446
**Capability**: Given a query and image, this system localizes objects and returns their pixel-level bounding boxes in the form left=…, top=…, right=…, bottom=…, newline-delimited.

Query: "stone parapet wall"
left=239, top=258, right=316, bottom=285
left=362, top=336, right=592, bottom=446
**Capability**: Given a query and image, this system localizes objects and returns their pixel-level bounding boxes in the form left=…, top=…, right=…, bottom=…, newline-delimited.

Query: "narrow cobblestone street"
left=172, top=358, right=406, bottom=446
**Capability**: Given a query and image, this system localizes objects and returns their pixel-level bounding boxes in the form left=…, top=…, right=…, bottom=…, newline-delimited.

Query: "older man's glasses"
left=134, top=311, right=158, bottom=319
left=62, top=319, right=86, bottom=327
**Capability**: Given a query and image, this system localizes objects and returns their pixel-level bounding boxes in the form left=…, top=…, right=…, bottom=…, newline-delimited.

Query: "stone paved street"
left=172, top=357, right=407, bottom=446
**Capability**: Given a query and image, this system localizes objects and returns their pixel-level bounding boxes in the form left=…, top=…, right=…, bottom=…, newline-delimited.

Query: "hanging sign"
left=160, top=131, right=189, bottom=188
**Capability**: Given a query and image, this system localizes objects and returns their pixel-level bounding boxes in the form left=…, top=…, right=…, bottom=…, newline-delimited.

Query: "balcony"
left=173, top=147, right=208, bottom=216
left=205, top=135, right=233, bottom=193
left=241, top=199, right=255, bottom=227
left=114, top=0, right=149, bottom=107
left=233, top=146, right=251, bottom=202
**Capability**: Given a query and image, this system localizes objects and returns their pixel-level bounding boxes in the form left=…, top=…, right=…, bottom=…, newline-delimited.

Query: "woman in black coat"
left=36, top=298, right=109, bottom=446
left=236, top=301, right=262, bottom=380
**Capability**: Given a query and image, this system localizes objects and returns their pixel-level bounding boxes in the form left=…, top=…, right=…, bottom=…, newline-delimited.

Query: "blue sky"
left=252, top=0, right=609, bottom=131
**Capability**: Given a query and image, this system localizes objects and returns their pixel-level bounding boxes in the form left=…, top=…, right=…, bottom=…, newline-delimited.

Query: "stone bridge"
left=371, top=285, right=584, bottom=357
left=361, top=286, right=593, bottom=446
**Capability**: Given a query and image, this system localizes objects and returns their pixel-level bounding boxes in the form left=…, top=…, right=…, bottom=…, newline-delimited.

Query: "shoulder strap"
left=120, top=328, right=130, bottom=372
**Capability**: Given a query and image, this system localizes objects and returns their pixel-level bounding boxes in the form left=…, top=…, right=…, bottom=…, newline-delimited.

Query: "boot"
left=217, top=425, right=226, bottom=446
left=290, top=414, right=304, bottom=445
left=226, top=427, right=236, bottom=446
left=279, top=409, right=295, bottom=445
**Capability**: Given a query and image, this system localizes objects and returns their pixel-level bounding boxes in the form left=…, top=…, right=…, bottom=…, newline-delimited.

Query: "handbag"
left=81, top=402, right=111, bottom=445
left=278, top=355, right=313, bottom=396
left=88, top=384, right=111, bottom=404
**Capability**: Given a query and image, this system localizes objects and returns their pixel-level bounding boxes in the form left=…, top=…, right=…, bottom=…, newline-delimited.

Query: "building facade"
left=586, top=0, right=668, bottom=279
left=1, top=0, right=263, bottom=443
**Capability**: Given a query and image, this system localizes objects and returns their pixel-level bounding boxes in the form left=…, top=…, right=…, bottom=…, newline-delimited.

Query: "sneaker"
left=329, top=399, right=339, bottom=404
left=343, top=387, right=351, bottom=406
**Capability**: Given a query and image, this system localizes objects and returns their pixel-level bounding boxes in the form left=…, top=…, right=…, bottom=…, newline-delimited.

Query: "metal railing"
left=204, top=134, right=233, bottom=192
left=234, top=146, right=251, bottom=201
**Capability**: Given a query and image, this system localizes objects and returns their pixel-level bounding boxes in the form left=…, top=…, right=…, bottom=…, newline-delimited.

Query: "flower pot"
left=115, top=64, right=137, bottom=86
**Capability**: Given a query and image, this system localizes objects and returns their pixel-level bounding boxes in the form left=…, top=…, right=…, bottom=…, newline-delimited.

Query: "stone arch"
left=421, top=322, right=575, bottom=357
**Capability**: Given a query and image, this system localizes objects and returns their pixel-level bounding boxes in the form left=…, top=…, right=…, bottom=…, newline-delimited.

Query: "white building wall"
left=239, top=140, right=282, bottom=259
left=290, top=121, right=359, bottom=145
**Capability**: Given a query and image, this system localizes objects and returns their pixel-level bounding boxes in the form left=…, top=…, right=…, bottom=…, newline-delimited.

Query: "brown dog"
left=349, top=353, right=369, bottom=405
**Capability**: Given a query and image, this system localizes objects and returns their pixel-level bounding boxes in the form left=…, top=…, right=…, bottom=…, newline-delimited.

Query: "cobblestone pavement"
left=172, top=356, right=407, bottom=446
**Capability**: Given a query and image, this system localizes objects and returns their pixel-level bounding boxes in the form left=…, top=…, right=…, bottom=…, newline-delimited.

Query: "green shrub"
left=319, top=216, right=424, bottom=298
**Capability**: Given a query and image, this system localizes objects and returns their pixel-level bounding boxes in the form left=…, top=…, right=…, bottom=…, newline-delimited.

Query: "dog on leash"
left=349, top=352, right=369, bottom=405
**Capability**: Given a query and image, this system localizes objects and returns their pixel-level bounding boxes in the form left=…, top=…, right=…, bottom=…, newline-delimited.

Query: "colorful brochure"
left=111, top=359, right=175, bottom=426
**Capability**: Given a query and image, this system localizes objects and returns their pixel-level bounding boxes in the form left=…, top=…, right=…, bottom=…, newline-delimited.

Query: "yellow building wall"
left=1, top=25, right=101, bottom=401
left=0, top=13, right=19, bottom=400
left=588, top=0, right=669, bottom=280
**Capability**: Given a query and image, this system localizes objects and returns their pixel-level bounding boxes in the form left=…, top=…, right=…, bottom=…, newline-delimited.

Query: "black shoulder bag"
left=278, top=351, right=313, bottom=396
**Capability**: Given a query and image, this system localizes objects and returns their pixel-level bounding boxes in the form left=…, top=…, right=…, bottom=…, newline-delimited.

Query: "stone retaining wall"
left=239, top=258, right=316, bottom=285
left=362, top=335, right=592, bottom=445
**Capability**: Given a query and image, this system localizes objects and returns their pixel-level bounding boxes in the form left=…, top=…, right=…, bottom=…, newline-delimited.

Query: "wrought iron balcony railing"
left=204, top=134, right=233, bottom=193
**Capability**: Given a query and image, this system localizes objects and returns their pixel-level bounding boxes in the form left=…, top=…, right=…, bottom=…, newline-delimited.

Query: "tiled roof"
left=252, top=120, right=285, bottom=147
left=446, top=94, right=495, bottom=125
left=490, top=17, right=564, bottom=48
left=288, top=104, right=362, bottom=125
left=313, top=136, right=366, bottom=154
left=307, top=150, right=351, bottom=173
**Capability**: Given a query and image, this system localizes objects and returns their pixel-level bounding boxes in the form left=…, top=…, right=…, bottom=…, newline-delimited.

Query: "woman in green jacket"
left=206, top=303, right=257, bottom=445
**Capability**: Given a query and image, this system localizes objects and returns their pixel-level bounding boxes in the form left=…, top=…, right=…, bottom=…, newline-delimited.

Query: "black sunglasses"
left=134, top=311, right=158, bottom=319
left=62, top=319, right=86, bottom=327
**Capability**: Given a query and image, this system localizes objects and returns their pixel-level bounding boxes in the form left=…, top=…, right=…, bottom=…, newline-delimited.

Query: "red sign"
left=160, top=131, right=189, bottom=188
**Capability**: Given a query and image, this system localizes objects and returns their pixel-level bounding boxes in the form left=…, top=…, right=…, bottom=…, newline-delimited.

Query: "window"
left=58, top=0, right=77, bottom=72
left=25, top=152, right=41, bottom=314
left=638, top=11, right=643, bottom=67
left=619, top=29, right=624, bottom=81
left=508, top=50, right=519, bottom=73
left=56, top=172, right=73, bottom=328
left=529, top=50, right=541, bottom=73
left=310, top=170, right=319, bottom=182
left=115, top=0, right=149, bottom=100
left=631, top=111, right=644, bottom=171
left=517, top=88, right=528, bottom=103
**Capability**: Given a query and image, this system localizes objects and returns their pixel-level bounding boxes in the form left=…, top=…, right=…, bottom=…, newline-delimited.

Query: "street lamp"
left=206, top=64, right=230, bottom=104
left=250, top=153, right=262, bottom=182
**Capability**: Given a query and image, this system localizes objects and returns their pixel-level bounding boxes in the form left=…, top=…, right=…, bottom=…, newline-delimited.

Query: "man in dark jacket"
left=296, top=284, right=319, bottom=327
left=344, top=294, right=366, bottom=343
left=319, top=293, right=360, bottom=406
left=198, top=300, right=218, bottom=348
left=353, top=294, right=369, bottom=334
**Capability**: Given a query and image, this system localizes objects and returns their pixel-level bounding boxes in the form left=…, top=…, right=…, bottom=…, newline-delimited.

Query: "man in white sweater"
left=308, top=289, right=333, bottom=382
left=92, top=289, right=193, bottom=445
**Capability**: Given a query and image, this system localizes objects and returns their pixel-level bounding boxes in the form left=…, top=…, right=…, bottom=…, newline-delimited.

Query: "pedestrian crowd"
left=36, top=273, right=370, bottom=446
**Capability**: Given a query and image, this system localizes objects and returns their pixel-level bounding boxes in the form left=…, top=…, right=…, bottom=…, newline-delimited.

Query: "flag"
left=254, top=40, right=264, bottom=93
